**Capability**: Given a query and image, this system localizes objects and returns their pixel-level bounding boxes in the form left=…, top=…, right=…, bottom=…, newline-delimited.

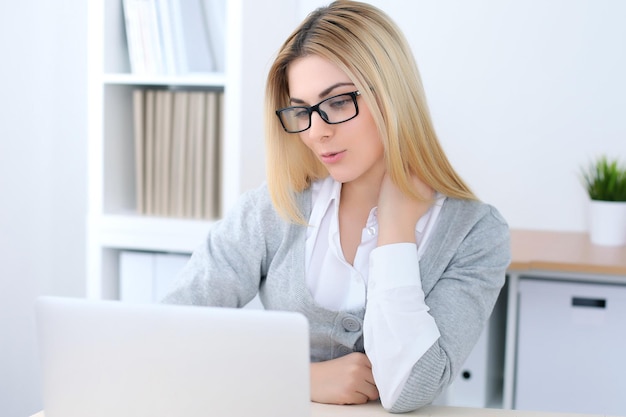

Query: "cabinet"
left=504, top=230, right=626, bottom=413
left=515, top=278, right=626, bottom=415
left=86, top=0, right=298, bottom=299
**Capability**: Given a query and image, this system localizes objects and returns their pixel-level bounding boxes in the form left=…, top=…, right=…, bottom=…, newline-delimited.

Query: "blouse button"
left=367, top=226, right=376, bottom=236
left=337, top=345, right=353, bottom=356
left=342, top=317, right=361, bottom=332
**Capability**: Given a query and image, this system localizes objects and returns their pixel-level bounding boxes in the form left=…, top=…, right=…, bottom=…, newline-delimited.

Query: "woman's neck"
left=339, top=164, right=386, bottom=209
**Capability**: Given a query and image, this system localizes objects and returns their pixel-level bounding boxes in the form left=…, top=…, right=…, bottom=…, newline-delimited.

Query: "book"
left=119, top=251, right=154, bottom=303
left=154, top=0, right=177, bottom=75
left=190, top=91, right=207, bottom=219
left=216, top=91, right=223, bottom=216
left=166, top=0, right=188, bottom=75
left=144, top=90, right=156, bottom=215
left=123, top=0, right=164, bottom=74
left=153, top=252, right=191, bottom=301
left=183, top=92, right=198, bottom=218
left=203, top=91, right=220, bottom=219
left=169, top=91, right=189, bottom=218
left=122, top=0, right=146, bottom=74
left=140, top=0, right=165, bottom=74
left=159, top=91, right=174, bottom=216
left=201, top=0, right=226, bottom=72
left=171, top=0, right=214, bottom=73
left=132, top=89, right=145, bottom=214
left=119, top=251, right=190, bottom=303
left=153, top=90, right=165, bottom=215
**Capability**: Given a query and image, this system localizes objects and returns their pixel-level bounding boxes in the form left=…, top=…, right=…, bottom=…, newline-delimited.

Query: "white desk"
left=30, top=401, right=616, bottom=417
left=312, top=401, right=612, bottom=416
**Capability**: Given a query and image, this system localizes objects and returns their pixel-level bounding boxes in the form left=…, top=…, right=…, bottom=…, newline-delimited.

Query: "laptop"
left=36, top=296, right=311, bottom=417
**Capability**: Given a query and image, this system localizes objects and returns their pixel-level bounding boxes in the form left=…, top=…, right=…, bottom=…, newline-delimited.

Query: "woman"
left=163, top=1, right=510, bottom=412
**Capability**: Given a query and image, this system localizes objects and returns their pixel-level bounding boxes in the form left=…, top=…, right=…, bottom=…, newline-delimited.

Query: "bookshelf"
left=86, top=0, right=298, bottom=299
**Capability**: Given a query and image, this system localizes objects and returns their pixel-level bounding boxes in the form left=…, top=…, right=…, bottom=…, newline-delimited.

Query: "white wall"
left=0, top=2, right=87, bottom=417
left=298, top=0, right=626, bottom=232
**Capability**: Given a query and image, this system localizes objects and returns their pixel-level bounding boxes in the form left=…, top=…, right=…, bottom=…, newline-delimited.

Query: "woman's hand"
left=376, top=172, right=434, bottom=246
left=310, top=352, right=379, bottom=405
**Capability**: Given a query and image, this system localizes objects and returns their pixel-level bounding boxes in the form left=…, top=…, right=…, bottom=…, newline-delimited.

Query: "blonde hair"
left=265, top=0, right=476, bottom=223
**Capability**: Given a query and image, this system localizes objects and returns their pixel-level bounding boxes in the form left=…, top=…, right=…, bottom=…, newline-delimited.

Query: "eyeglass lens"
left=277, top=92, right=359, bottom=133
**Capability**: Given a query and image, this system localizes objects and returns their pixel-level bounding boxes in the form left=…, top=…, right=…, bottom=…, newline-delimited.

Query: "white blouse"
left=305, top=177, right=444, bottom=408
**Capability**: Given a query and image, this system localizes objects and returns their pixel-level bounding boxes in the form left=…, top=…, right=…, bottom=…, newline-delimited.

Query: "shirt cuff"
left=368, top=243, right=421, bottom=295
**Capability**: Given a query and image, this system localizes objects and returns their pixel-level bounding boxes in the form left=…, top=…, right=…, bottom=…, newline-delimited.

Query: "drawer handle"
left=572, top=297, right=606, bottom=308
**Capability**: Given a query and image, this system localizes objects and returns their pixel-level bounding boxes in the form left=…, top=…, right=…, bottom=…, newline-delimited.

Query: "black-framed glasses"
left=275, top=91, right=361, bottom=133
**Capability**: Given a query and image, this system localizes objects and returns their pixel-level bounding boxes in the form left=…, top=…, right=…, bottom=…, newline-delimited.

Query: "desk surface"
left=509, top=229, right=626, bottom=276
left=30, top=401, right=615, bottom=417
left=311, top=402, right=613, bottom=416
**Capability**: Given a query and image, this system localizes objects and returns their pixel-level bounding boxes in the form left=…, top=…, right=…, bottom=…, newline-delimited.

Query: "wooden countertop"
left=509, top=229, right=626, bottom=276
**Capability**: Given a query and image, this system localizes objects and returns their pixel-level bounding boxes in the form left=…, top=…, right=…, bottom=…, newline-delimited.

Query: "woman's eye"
left=329, top=98, right=350, bottom=109
left=294, top=109, right=309, bottom=119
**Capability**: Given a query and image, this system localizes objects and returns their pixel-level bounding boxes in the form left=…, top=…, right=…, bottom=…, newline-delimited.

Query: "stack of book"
left=132, top=88, right=223, bottom=220
left=122, top=0, right=225, bottom=75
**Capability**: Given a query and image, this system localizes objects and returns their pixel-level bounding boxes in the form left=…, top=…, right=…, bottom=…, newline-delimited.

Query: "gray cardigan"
left=162, top=183, right=511, bottom=413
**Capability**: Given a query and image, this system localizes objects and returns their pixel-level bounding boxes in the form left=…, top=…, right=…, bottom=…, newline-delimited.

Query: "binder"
left=434, top=288, right=507, bottom=408
left=119, top=251, right=190, bottom=303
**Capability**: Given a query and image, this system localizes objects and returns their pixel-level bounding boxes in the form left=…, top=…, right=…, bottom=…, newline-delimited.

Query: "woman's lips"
left=319, top=150, right=346, bottom=164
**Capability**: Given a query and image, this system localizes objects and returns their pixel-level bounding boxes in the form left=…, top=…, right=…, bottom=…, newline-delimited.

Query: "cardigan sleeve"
left=160, top=184, right=282, bottom=308
left=388, top=203, right=511, bottom=413
left=364, top=243, right=440, bottom=409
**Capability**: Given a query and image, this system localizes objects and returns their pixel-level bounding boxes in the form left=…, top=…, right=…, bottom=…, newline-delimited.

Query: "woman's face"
left=286, top=55, right=385, bottom=186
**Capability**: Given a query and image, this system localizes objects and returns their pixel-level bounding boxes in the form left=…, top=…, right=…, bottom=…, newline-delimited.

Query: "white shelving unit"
left=86, top=0, right=298, bottom=299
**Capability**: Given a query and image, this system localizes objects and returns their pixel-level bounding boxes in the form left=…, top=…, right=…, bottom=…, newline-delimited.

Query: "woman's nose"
left=307, top=110, right=332, bottom=140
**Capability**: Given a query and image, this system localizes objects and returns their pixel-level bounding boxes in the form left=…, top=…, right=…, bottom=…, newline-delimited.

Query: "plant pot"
left=588, top=200, right=626, bottom=246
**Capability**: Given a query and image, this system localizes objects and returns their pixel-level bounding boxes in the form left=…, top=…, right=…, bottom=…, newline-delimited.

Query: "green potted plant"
left=580, top=155, right=626, bottom=246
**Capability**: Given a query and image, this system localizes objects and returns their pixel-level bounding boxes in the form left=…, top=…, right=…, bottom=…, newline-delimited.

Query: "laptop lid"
left=36, top=296, right=311, bottom=417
